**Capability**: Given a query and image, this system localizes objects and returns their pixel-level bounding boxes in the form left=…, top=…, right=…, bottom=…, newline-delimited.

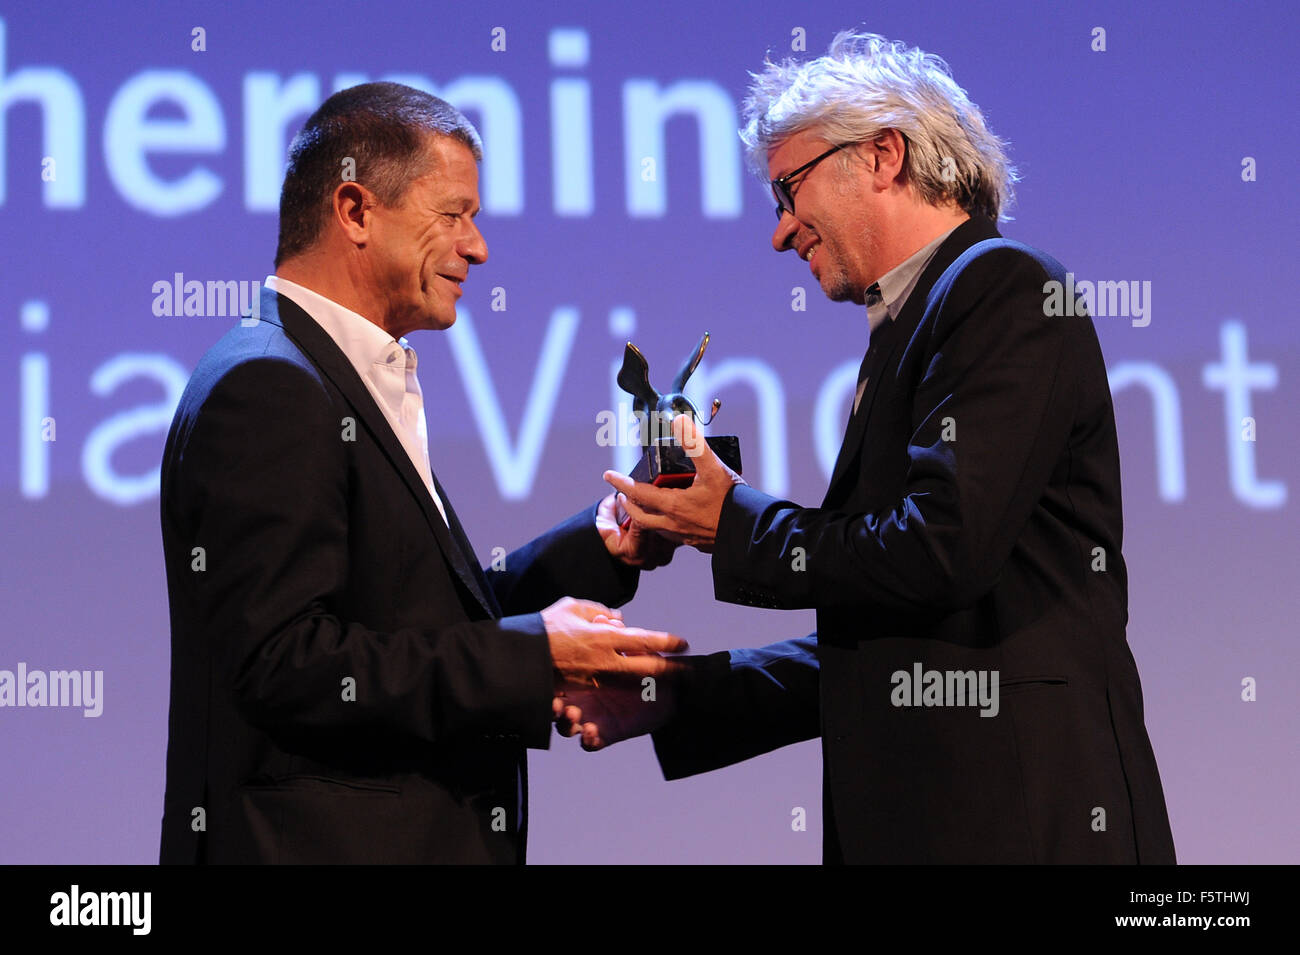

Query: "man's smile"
left=434, top=269, right=466, bottom=295
left=798, top=236, right=822, bottom=272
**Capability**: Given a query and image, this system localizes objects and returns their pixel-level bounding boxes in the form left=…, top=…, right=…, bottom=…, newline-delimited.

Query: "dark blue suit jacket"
left=653, top=216, right=1176, bottom=864
left=159, top=288, right=637, bottom=863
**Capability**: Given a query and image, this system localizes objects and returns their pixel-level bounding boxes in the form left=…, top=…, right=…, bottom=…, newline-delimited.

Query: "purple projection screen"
left=0, top=0, right=1296, bottom=864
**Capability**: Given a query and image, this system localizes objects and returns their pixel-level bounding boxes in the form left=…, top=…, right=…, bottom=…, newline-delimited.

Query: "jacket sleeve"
left=711, top=245, right=1075, bottom=615
left=486, top=503, right=640, bottom=616
left=173, top=356, right=556, bottom=752
left=651, top=634, right=821, bottom=779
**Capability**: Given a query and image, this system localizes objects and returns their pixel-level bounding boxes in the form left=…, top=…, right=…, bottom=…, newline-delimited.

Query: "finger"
left=555, top=714, right=574, bottom=736
left=616, top=493, right=673, bottom=533
left=673, top=414, right=715, bottom=466
left=564, top=599, right=615, bottom=622
left=603, top=470, right=634, bottom=495
left=580, top=723, right=603, bottom=751
left=604, top=470, right=674, bottom=517
left=556, top=703, right=584, bottom=736
left=625, top=520, right=660, bottom=542
left=617, top=492, right=651, bottom=522
left=608, top=628, right=689, bottom=654
left=610, top=653, right=688, bottom=679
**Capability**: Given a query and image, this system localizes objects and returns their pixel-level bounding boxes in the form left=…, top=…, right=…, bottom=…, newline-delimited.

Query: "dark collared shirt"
left=854, top=224, right=961, bottom=413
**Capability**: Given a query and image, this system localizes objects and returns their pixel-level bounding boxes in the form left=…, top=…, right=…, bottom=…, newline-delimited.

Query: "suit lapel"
left=432, top=471, right=502, bottom=617
left=822, top=216, right=1002, bottom=507
left=823, top=319, right=905, bottom=503
left=260, top=288, right=497, bottom=617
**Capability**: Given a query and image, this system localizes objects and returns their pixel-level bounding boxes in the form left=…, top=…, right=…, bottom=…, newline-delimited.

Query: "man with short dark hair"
left=565, top=33, right=1176, bottom=864
left=159, top=82, right=681, bottom=864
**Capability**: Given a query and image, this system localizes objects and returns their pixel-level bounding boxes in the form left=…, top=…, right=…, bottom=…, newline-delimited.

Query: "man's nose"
left=461, top=220, right=488, bottom=265
left=772, top=210, right=799, bottom=253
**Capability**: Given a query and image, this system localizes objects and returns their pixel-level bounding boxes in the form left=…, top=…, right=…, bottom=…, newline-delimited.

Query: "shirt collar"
left=264, top=274, right=413, bottom=375
left=867, top=222, right=962, bottom=326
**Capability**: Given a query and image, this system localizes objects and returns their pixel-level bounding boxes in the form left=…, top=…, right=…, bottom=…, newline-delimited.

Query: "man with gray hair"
left=569, top=32, right=1176, bottom=864
left=159, top=82, right=683, bottom=864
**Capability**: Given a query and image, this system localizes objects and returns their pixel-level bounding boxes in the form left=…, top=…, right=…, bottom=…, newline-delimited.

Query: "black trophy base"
left=630, top=435, right=742, bottom=487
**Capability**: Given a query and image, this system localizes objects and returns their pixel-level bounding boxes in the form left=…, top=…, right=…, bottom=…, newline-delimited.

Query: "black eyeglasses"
left=771, top=143, right=848, bottom=220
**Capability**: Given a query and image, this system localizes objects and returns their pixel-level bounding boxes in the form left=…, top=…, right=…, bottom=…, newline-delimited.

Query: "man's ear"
left=871, top=129, right=908, bottom=185
left=332, top=181, right=372, bottom=246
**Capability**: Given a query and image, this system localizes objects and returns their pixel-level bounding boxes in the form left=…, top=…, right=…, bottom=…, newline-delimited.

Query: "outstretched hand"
left=542, top=598, right=686, bottom=690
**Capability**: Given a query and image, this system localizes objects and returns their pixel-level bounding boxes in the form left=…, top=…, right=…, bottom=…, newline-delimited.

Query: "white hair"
left=740, top=31, right=1019, bottom=220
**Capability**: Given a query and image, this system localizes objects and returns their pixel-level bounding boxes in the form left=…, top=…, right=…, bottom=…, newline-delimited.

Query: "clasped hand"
left=544, top=603, right=681, bottom=751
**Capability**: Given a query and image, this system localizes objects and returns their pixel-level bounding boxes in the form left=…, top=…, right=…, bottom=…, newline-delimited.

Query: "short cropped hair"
left=740, top=31, right=1018, bottom=220
left=275, top=82, right=482, bottom=265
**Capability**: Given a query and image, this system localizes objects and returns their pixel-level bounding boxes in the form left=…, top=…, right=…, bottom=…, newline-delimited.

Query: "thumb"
left=674, top=414, right=716, bottom=469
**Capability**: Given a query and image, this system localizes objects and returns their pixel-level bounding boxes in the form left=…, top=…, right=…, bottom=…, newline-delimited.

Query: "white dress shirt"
left=264, top=274, right=449, bottom=526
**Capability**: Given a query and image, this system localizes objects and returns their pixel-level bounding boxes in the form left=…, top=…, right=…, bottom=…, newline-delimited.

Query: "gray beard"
left=822, top=262, right=857, bottom=302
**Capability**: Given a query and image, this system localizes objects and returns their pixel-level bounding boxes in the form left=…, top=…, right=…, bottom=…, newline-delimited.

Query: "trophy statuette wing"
left=616, top=332, right=743, bottom=488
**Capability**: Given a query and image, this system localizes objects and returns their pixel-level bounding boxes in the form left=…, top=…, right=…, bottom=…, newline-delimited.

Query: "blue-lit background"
left=0, top=0, right=1296, bottom=863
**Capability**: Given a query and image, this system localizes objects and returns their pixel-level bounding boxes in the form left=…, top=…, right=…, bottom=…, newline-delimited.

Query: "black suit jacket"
left=159, top=287, right=637, bottom=864
left=654, top=216, right=1176, bottom=864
